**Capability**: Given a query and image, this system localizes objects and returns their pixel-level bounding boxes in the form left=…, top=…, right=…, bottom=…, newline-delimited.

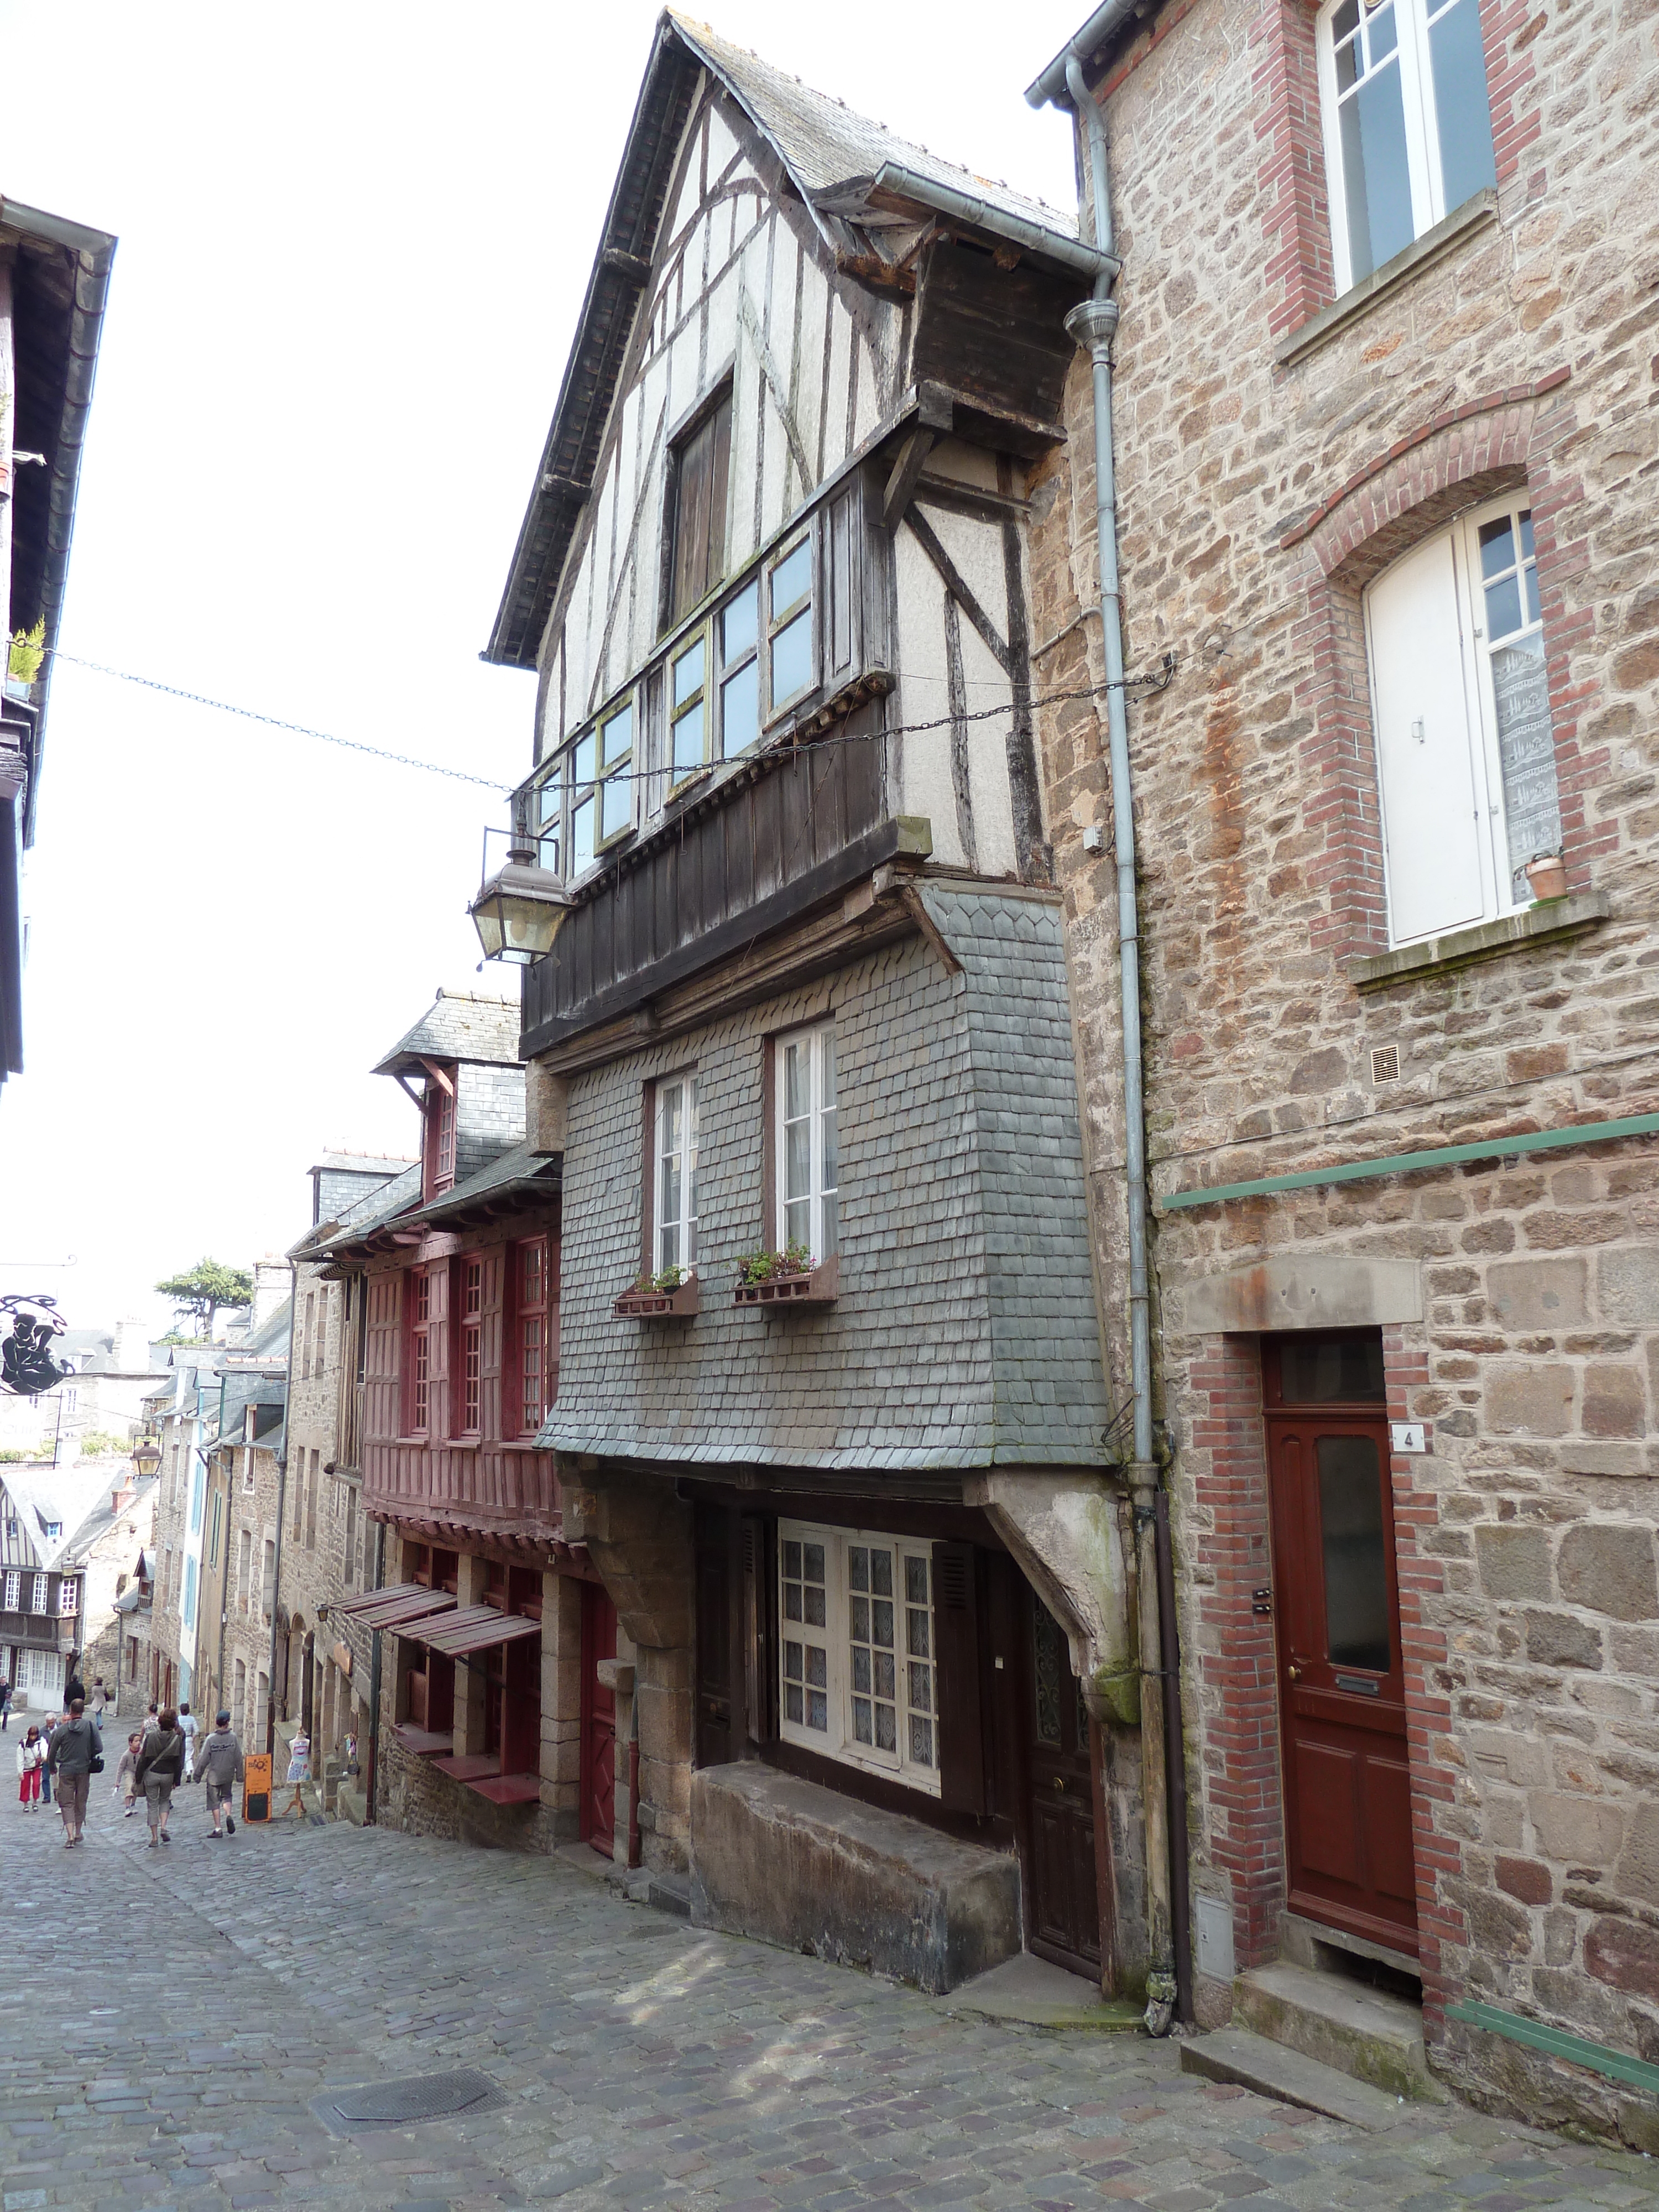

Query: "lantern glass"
left=131, top=1438, right=161, bottom=1483
left=469, top=863, right=570, bottom=965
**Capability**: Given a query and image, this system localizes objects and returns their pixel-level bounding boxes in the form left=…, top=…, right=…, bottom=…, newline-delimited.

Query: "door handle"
left=1052, top=1775, right=1065, bottom=1792
left=1287, top=1663, right=1302, bottom=1682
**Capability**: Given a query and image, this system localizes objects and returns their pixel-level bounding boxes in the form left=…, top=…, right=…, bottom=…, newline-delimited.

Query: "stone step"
left=1233, top=1960, right=1449, bottom=2103
left=648, top=1870, right=692, bottom=1918
left=1181, top=2026, right=1409, bottom=2130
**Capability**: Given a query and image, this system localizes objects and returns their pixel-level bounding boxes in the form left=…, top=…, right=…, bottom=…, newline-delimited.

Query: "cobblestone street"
left=4, top=1784, right=1659, bottom=2212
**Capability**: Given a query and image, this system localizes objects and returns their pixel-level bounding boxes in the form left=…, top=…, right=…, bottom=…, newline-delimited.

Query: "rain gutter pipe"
left=1044, top=43, right=1189, bottom=2033
left=868, top=161, right=1119, bottom=283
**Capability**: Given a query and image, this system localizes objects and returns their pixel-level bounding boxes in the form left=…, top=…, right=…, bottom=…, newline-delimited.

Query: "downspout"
left=1056, top=50, right=1188, bottom=2033
left=264, top=1265, right=298, bottom=1759
left=366, top=1516, right=385, bottom=1825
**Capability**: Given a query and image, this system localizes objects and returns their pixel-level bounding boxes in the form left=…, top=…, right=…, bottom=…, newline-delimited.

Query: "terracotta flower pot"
left=1525, top=853, right=1569, bottom=902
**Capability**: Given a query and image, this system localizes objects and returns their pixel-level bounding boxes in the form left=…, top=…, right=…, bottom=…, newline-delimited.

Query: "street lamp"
left=469, top=796, right=572, bottom=966
left=131, top=1437, right=161, bottom=1484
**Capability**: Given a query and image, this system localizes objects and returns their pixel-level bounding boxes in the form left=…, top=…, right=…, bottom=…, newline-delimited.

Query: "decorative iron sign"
left=0, top=1296, right=74, bottom=1397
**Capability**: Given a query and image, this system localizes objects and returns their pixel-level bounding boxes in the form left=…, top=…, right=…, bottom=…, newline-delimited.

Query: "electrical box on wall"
left=1194, top=1893, right=1235, bottom=1984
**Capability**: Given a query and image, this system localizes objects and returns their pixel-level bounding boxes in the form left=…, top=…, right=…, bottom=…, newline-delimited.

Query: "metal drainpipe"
left=265, top=1264, right=299, bottom=1759
left=366, top=1516, right=385, bottom=1825
left=1059, top=52, right=1181, bottom=2034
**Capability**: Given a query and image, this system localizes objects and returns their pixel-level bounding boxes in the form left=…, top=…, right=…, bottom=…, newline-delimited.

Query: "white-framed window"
left=541, top=693, right=638, bottom=884
left=183, top=1554, right=197, bottom=1632
left=654, top=1074, right=699, bottom=1275
left=766, top=536, right=815, bottom=716
left=776, top=1022, right=838, bottom=1261
left=29, top=1573, right=46, bottom=1614
left=1365, top=494, right=1562, bottom=947
left=58, top=1577, right=77, bottom=1617
left=779, top=1521, right=938, bottom=1794
left=1317, top=0, right=1496, bottom=291
left=3, top=1570, right=18, bottom=1611
left=670, top=637, right=708, bottom=786
left=717, top=575, right=760, bottom=758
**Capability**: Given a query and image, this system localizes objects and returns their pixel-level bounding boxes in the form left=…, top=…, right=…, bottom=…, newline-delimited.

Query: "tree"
left=155, top=1258, right=255, bottom=1341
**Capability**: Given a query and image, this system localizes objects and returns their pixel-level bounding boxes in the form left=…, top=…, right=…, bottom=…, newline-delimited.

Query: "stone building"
left=61, top=1465, right=158, bottom=1712
left=461, top=13, right=1159, bottom=1995
left=1022, top=0, right=1659, bottom=2138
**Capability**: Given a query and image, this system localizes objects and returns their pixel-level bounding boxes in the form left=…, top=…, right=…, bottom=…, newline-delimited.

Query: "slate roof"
left=373, top=988, right=521, bottom=1078
left=59, top=1472, right=158, bottom=1571
left=0, top=1465, right=117, bottom=1569
left=308, top=1151, right=416, bottom=1177
left=674, top=13, right=1075, bottom=241
left=406, top=1141, right=562, bottom=1228
left=301, top=1161, right=424, bottom=1263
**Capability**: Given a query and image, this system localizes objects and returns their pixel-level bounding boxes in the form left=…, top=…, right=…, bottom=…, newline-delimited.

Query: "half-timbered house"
left=482, top=14, right=1141, bottom=1994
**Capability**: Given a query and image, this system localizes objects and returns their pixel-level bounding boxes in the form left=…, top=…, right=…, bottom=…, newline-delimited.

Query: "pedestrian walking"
left=0, top=1677, right=12, bottom=1732
left=194, top=1709, right=244, bottom=1838
left=38, top=1713, right=55, bottom=1807
left=93, top=1678, right=110, bottom=1721
left=114, top=1731, right=142, bottom=1817
left=63, top=1659, right=86, bottom=1710
left=46, top=1697, right=103, bottom=1848
left=134, top=1707, right=186, bottom=1848
left=15, top=1726, right=44, bottom=1808
left=178, top=1700, right=197, bottom=1780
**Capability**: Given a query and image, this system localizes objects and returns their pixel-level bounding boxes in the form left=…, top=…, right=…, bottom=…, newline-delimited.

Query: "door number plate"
left=1390, top=1421, right=1427, bottom=1453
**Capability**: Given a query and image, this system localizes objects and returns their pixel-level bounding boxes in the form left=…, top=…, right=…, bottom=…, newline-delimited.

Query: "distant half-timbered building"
left=481, top=14, right=1141, bottom=1993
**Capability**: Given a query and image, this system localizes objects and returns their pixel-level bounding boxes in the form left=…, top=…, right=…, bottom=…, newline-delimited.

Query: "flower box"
left=613, top=1272, right=699, bottom=1319
left=734, top=1254, right=839, bottom=1308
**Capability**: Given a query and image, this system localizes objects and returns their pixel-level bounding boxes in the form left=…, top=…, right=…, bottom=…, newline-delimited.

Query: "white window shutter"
left=1367, top=531, right=1485, bottom=943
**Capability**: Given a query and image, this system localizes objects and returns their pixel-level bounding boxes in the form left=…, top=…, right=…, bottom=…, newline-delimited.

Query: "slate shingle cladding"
left=542, top=886, right=1109, bottom=1474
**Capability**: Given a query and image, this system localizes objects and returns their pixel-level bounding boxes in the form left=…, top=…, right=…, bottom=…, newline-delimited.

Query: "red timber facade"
left=313, top=988, right=610, bottom=1851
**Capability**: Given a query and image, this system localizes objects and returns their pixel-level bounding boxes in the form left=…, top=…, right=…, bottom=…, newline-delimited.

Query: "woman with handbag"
left=134, top=1706, right=185, bottom=1847
left=45, top=1697, right=103, bottom=1846
left=15, top=1725, right=44, bottom=1808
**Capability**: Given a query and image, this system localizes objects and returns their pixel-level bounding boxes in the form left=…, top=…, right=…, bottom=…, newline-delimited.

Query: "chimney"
left=112, top=1480, right=135, bottom=1514
left=251, top=1258, right=289, bottom=1331
left=111, top=1318, right=151, bottom=1374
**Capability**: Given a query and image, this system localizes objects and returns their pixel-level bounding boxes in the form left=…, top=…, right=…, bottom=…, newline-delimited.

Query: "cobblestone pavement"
left=5, top=1777, right=1659, bottom=2212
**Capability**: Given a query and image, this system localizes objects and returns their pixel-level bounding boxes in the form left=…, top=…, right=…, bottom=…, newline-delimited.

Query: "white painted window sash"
left=774, top=1022, right=838, bottom=1262
left=778, top=1518, right=940, bottom=1796
left=654, top=1074, right=699, bottom=1276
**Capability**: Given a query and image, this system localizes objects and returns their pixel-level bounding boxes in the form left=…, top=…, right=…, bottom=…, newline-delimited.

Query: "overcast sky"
left=0, top=0, right=1084, bottom=1334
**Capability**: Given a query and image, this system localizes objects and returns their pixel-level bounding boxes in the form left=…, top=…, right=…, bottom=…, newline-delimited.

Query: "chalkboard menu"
left=1493, top=637, right=1561, bottom=894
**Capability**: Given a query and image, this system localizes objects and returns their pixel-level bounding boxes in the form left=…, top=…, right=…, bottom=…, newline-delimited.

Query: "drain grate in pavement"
left=311, top=2068, right=507, bottom=2136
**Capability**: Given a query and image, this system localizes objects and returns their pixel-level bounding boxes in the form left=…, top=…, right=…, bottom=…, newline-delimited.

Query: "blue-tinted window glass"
left=673, top=698, right=705, bottom=777
left=572, top=795, right=594, bottom=873
left=770, top=541, right=811, bottom=618
left=673, top=640, right=705, bottom=708
left=1340, top=55, right=1413, bottom=281
left=573, top=731, right=596, bottom=785
left=722, top=581, right=759, bottom=664
left=721, top=661, right=759, bottom=757
left=771, top=611, right=813, bottom=705
left=1427, top=0, right=1496, bottom=211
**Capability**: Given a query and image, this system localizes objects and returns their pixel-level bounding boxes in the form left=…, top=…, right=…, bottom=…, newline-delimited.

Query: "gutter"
left=869, top=163, right=1117, bottom=283
left=0, top=200, right=118, bottom=849
left=1025, top=0, right=1152, bottom=107
left=264, top=1271, right=298, bottom=1759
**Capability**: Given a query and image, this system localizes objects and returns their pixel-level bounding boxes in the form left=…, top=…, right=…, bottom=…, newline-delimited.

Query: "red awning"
left=419, top=1606, right=542, bottom=1660
left=333, top=1585, right=457, bottom=1632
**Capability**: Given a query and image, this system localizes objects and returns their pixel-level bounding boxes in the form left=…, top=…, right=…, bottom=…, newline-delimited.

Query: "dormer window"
left=422, top=1067, right=457, bottom=1198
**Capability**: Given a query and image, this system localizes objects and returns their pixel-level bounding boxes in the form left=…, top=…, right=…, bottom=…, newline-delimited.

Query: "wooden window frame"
left=513, top=1238, right=550, bottom=1438
left=407, top=1267, right=432, bottom=1437
left=1316, top=0, right=1496, bottom=294
left=652, top=1072, right=700, bottom=1277
left=422, top=1067, right=458, bottom=1200
left=3, top=1569, right=18, bottom=1611
left=536, top=686, right=639, bottom=883
left=453, top=1255, right=484, bottom=1438
left=1365, top=492, right=1561, bottom=947
left=777, top=1517, right=940, bottom=1798
left=774, top=1020, right=838, bottom=1262
left=763, top=531, right=817, bottom=724
left=665, top=381, right=734, bottom=631
left=57, top=1574, right=77, bottom=1618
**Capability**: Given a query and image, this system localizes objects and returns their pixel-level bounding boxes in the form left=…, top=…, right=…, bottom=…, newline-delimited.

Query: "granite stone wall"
left=1026, top=0, right=1659, bottom=2136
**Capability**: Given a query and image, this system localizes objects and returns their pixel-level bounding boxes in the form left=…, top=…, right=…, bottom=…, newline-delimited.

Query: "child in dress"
left=15, top=1726, right=43, bottom=1807
left=114, top=1731, right=143, bottom=1816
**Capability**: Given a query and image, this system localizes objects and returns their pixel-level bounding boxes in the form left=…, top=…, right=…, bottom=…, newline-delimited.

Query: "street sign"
left=244, top=1752, right=273, bottom=1822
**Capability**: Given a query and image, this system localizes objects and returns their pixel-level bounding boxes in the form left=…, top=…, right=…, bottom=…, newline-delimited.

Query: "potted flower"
left=733, top=1243, right=839, bottom=1307
left=1525, top=849, right=1569, bottom=902
left=613, top=1264, right=700, bottom=1319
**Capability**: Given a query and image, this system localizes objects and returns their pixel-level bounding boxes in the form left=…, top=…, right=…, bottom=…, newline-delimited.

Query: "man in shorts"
left=194, top=1708, right=245, bottom=1838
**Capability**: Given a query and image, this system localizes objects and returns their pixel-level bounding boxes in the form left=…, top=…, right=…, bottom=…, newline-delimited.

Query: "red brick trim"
left=1281, top=368, right=1571, bottom=552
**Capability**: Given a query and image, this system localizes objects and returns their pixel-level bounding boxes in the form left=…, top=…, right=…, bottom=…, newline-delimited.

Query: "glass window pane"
left=783, top=1540, right=801, bottom=1580
left=821, top=1029, right=836, bottom=1109
left=821, top=1107, right=837, bottom=1196
left=910, top=1715, right=933, bottom=1766
left=908, top=1660, right=931, bottom=1710
left=538, top=831, right=560, bottom=874
left=806, top=1689, right=827, bottom=1731
left=785, top=1682, right=803, bottom=1723
left=785, top=1039, right=808, bottom=1121
left=784, top=1196, right=810, bottom=1249
left=851, top=1594, right=869, bottom=1643
left=1277, top=1334, right=1386, bottom=1402
left=803, top=1543, right=824, bottom=1584
left=673, top=639, right=705, bottom=708
left=805, top=1645, right=826, bottom=1689
left=870, top=1551, right=893, bottom=1599
left=721, top=661, right=759, bottom=758
left=1317, top=1435, right=1391, bottom=1672
left=1519, top=512, right=1535, bottom=560
left=770, top=609, right=813, bottom=704
left=1340, top=58, right=1413, bottom=283
left=853, top=1698, right=873, bottom=1744
left=537, top=776, right=561, bottom=826
left=785, top=1121, right=810, bottom=1206
left=601, top=702, right=632, bottom=766
left=852, top=1647, right=872, bottom=1693
left=572, top=795, right=595, bottom=873
left=600, top=770, right=632, bottom=841
left=573, top=732, right=597, bottom=785
left=1524, top=565, right=1541, bottom=627
left=803, top=1584, right=825, bottom=1627
left=1367, top=0, right=1397, bottom=61
left=770, top=540, right=811, bottom=617
left=1484, top=572, right=1524, bottom=641
left=722, top=580, right=759, bottom=662
left=1333, top=0, right=1359, bottom=35
left=1491, top=631, right=1561, bottom=896
left=672, top=698, right=704, bottom=778
left=905, top=1555, right=928, bottom=1605
left=873, top=1650, right=895, bottom=1699
left=1478, top=514, right=1516, bottom=579
left=872, top=1599, right=894, bottom=1647
left=875, top=1705, right=897, bottom=1752
left=784, top=1584, right=802, bottom=1623
left=1428, top=0, right=1497, bottom=211
left=848, top=1547, right=868, bottom=1592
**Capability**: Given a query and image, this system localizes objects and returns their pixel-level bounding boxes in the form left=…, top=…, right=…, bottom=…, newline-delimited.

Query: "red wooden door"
left=1265, top=1337, right=1417, bottom=1951
left=580, top=1582, right=617, bottom=1855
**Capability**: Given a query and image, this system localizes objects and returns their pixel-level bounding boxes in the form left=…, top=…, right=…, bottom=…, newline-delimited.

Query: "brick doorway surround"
left=1185, top=1321, right=1459, bottom=2038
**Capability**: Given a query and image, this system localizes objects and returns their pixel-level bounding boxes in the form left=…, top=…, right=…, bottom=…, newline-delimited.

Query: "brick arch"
left=1288, top=370, right=1600, bottom=960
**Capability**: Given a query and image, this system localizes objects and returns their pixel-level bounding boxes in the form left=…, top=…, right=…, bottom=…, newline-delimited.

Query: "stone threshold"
left=1347, top=891, right=1609, bottom=992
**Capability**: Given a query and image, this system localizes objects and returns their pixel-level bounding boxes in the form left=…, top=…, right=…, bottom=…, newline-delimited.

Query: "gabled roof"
left=0, top=1464, right=114, bottom=1570
left=485, top=9, right=1097, bottom=672
left=405, top=1140, right=561, bottom=1230
left=372, top=988, right=521, bottom=1079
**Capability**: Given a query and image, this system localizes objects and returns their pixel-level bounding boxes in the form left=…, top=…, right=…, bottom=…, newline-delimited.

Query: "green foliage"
left=735, top=1243, right=813, bottom=1286
left=8, top=618, right=45, bottom=685
left=0, top=1448, right=37, bottom=1464
left=155, top=1257, right=255, bottom=1338
left=629, top=1265, right=686, bottom=1295
left=75, top=1431, right=129, bottom=1458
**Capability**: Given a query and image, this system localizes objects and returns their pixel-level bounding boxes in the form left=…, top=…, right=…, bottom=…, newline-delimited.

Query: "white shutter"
left=1366, top=530, right=1486, bottom=942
